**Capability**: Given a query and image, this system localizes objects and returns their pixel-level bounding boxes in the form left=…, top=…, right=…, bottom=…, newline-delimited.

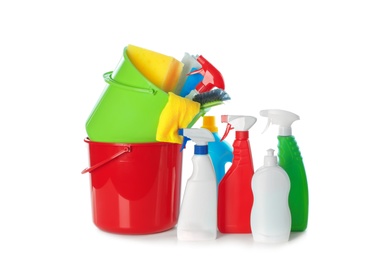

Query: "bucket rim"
left=84, top=137, right=181, bottom=147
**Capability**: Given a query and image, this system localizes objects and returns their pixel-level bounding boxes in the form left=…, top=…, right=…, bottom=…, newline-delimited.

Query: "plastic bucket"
left=85, top=47, right=169, bottom=143
left=82, top=138, right=183, bottom=234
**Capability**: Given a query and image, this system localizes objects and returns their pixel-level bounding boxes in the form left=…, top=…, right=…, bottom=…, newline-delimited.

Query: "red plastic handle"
left=81, top=146, right=131, bottom=174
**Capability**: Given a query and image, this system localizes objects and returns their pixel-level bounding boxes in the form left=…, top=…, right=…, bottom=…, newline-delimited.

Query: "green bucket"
left=85, top=47, right=169, bottom=143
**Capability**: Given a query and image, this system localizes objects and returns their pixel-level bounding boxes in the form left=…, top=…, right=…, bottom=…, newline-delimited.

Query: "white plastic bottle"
left=177, top=128, right=217, bottom=241
left=251, top=149, right=291, bottom=243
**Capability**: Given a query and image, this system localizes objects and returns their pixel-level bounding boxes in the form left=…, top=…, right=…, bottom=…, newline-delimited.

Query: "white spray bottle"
left=251, top=149, right=291, bottom=243
left=177, top=128, right=217, bottom=241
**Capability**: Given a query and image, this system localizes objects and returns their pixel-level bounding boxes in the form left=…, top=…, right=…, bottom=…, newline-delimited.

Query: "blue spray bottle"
left=201, top=115, right=233, bottom=185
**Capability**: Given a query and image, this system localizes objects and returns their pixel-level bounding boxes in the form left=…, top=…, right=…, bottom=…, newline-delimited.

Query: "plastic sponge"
left=126, top=44, right=184, bottom=93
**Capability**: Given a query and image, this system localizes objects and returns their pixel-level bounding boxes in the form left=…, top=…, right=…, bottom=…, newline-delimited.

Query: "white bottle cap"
left=264, top=149, right=277, bottom=166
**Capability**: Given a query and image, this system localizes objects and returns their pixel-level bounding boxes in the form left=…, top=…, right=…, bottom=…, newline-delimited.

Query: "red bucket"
left=82, top=138, right=183, bottom=234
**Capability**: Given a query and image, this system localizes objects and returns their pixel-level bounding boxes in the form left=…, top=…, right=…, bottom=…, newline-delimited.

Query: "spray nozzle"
left=178, top=128, right=215, bottom=152
left=187, top=55, right=225, bottom=93
left=220, top=115, right=257, bottom=141
left=260, top=109, right=300, bottom=136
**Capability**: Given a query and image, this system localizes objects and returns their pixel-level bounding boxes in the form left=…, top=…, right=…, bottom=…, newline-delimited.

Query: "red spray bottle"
left=218, top=115, right=257, bottom=233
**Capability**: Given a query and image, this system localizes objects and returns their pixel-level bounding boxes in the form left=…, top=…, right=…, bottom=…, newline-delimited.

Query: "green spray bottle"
left=260, top=109, right=308, bottom=232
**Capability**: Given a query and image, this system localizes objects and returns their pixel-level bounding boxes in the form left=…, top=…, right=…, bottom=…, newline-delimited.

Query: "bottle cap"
left=202, top=116, right=218, bottom=133
left=264, top=149, right=277, bottom=166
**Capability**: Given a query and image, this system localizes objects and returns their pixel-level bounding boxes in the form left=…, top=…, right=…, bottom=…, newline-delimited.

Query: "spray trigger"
left=261, top=119, right=271, bottom=134
left=221, top=123, right=233, bottom=141
left=178, top=129, right=190, bottom=151
left=181, top=136, right=190, bottom=151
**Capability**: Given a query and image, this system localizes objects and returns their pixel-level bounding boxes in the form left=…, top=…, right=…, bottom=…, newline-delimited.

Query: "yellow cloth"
left=156, top=92, right=200, bottom=143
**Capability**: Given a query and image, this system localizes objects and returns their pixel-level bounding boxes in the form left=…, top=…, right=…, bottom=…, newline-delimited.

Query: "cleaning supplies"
left=178, top=54, right=228, bottom=128
left=260, top=109, right=309, bottom=232
left=186, top=89, right=231, bottom=128
left=218, top=115, right=257, bottom=233
left=201, top=115, right=233, bottom=185
left=156, top=89, right=231, bottom=143
left=126, top=44, right=184, bottom=92
left=177, top=128, right=217, bottom=241
left=192, top=88, right=230, bottom=108
left=175, top=53, right=203, bottom=97
left=184, top=55, right=225, bottom=99
left=86, top=44, right=227, bottom=143
left=156, top=92, right=200, bottom=144
left=251, top=149, right=291, bottom=243
left=82, top=138, right=183, bottom=234
left=179, top=67, right=204, bottom=97
left=85, top=46, right=170, bottom=143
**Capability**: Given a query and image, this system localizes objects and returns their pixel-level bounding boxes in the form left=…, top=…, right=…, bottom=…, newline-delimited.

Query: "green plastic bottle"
left=260, top=109, right=309, bottom=232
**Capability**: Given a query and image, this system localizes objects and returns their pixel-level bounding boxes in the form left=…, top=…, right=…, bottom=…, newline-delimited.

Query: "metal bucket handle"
left=81, top=146, right=132, bottom=174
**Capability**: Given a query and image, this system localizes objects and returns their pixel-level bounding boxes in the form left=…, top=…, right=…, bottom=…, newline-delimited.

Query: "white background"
left=1, top=0, right=389, bottom=259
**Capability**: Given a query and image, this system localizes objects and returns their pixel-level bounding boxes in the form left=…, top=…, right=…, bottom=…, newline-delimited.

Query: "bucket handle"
left=103, top=72, right=157, bottom=95
left=81, top=146, right=132, bottom=174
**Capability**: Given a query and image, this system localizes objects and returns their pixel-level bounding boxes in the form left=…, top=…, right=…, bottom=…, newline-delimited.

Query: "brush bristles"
left=192, top=88, right=231, bottom=105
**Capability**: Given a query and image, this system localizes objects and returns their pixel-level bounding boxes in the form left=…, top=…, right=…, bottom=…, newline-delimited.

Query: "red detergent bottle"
left=218, top=115, right=257, bottom=233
